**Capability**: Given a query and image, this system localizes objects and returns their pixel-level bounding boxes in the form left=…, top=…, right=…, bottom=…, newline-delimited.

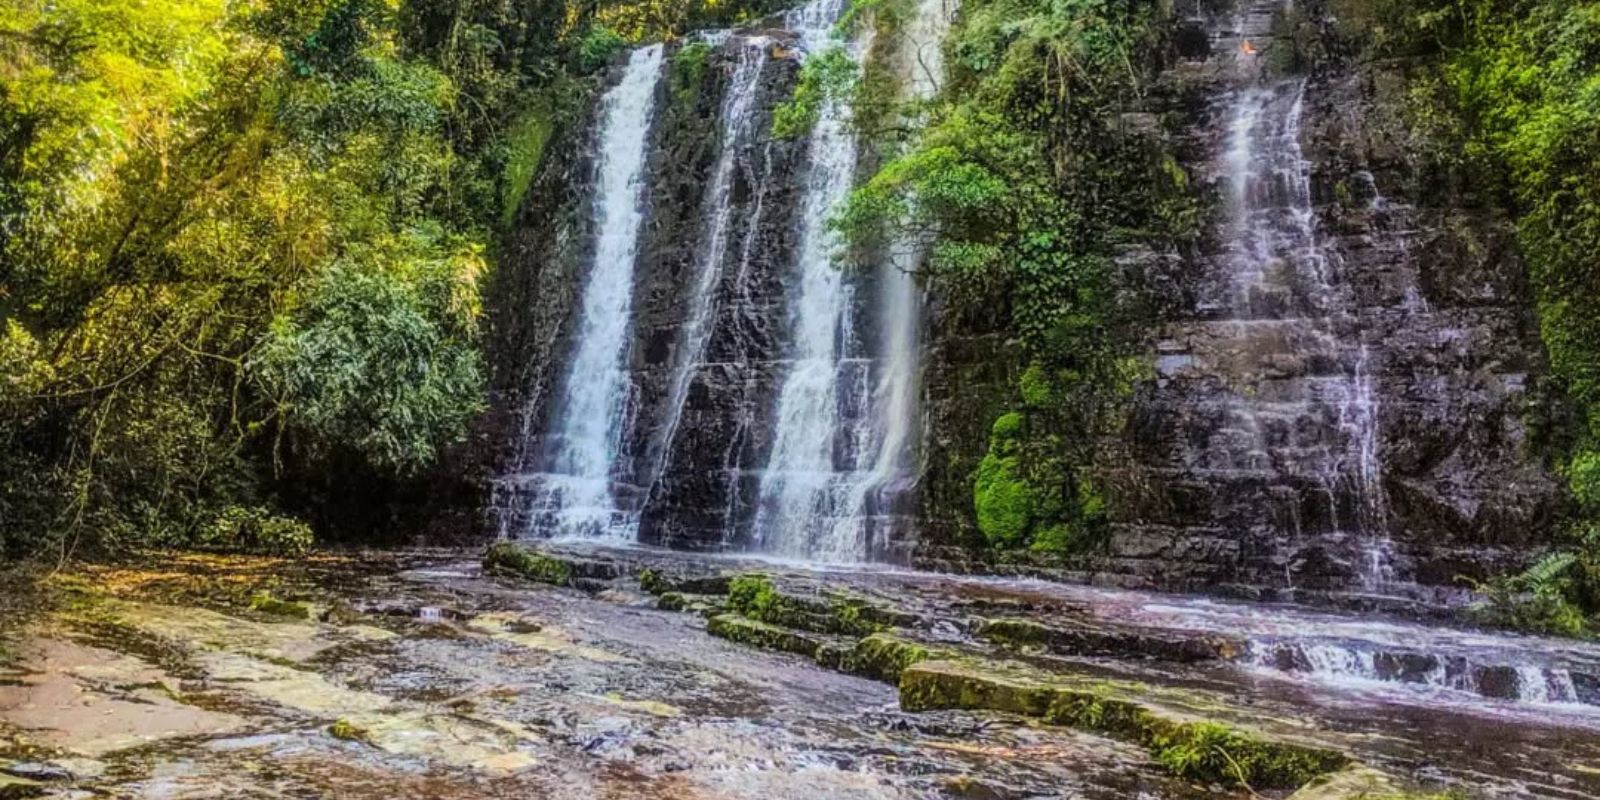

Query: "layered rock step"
left=481, top=542, right=1600, bottom=797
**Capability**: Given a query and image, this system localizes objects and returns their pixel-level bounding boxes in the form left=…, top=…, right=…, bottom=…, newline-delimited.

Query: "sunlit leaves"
left=253, top=236, right=485, bottom=474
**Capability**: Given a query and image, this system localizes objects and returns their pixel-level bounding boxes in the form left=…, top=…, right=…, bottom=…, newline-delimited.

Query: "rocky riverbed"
left=1, top=545, right=1597, bottom=798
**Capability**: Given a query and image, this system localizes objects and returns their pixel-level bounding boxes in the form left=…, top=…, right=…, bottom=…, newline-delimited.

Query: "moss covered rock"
left=248, top=591, right=313, bottom=620
left=483, top=543, right=573, bottom=586
left=976, top=617, right=1242, bottom=663
left=705, top=614, right=831, bottom=660
left=899, top=659, right=1348, bottom=790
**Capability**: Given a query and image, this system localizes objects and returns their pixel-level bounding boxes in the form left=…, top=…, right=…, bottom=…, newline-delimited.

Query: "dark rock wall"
left=481, top=78, right=603, bottom=538
left=630, top=39, right=809, bottom=549
left=913, top=0, right=1565, bottom=605
left=638, top=40, right=807, bottom=550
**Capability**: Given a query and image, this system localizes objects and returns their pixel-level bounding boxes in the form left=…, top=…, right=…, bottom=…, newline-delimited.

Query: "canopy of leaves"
left=0, top=0, right=728, bottom=557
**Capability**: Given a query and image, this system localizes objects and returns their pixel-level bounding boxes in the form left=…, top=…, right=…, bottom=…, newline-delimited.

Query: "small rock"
left=1, top=763, right=71, bottom=782
left=505, top=618, right=543, bottom=634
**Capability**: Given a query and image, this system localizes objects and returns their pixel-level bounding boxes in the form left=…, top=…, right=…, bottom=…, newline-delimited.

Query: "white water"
left=645, top=38, right=771, bottom=509
left=863, top=0, right=954, bottom=543
left=520, top=45, right=665, bottom=541
left=751, top=0, right=874, bottom=561
left=1248, top=639, right=1587, bottom=708
left=754, top=0, right=953, bottom=562
left=1217, top=13, right=1393, bottom=587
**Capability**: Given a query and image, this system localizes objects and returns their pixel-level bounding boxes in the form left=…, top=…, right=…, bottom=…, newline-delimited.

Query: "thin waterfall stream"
left=750, top=0, right=877, bottom=561
left=518, top=44, right=665, bottom=540
left=644, top=38, right=772, bottom=513
left=1212, top=8, right=1393, bottom=590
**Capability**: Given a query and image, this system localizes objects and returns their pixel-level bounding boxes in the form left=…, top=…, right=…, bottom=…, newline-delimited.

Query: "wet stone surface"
left=0, top=552, right=1230, bottom=799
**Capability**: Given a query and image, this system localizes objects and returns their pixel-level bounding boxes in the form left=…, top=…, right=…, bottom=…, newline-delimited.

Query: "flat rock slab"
left=0, top=637, right=245, bottom=757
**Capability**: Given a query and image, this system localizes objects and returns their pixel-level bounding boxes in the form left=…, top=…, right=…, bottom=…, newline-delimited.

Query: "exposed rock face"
left=485, top=0, right=1562, bottom=606
left=488, top=35, right=806, bottom=547
left=633, top=38, right=806, bottom=551
left=915, top=0, right=1564, bottom=605
left=482, top=76, right=603, bottom=539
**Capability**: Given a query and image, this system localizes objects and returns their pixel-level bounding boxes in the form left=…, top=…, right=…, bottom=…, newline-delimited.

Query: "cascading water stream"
left=751, top=0, right=956, bottom=563
left=750, top=0, right=875, bottom=561
left=644, top=38, right=771, bottom=512
left=516, top=44, right=665, bottom=540
left=858, top=0, right=954, bottom=550
left=1215, top=7, right=1393, bottom=589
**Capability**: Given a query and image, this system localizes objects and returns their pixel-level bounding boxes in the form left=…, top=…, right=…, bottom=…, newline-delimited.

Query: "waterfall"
left=750, top=0, right=874, bottom=560
left=644, top=38, right=772, bottom=513
left=864, top=0, right=954, bottom=549
left=1214, top=5, right=1392, bottom=588
left=752, top=0, right=953, bottom=562
left=1248, top=640, right=1586, bottom=706
left=515, top=44, right=665, bottom=541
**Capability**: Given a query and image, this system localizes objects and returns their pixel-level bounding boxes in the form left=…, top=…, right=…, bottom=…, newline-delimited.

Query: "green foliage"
left=772, top=46, right=859, bottom=139
left=500, top=103, right=558, bottom=228
left=1378, top=0, right=1600, bottom=628
left=975, top=413, right=1034, bottom=547
left=254, top=238, right=486, bottom=475
left=483, top=542, right=573, bottom=586
left=201, top=506, right=314, bottom=557
left=578, top=26, right=629, bottom=73
left=728, top=574, right=779, bottom=616
left=838, top=0, right=1186, bottom=553
left=669, top=40, right=712, bottom=111
left=1470, top=551, right=1595, bottom=638
left=249, top=590, right=314, bottom=619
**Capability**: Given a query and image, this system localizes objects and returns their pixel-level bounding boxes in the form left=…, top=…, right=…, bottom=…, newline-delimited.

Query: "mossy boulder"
left=247, top=591, right=313, bottom=620
left=976, top=617, right=1242, bottom=663
left=483, top=542, right=572, bottom=585
left=706, top=614, right=832, bottom=660
left=899, top=659, right=1348, bottom=790
left=638, top=568, right=732, bottom=596
left=725, top=575, right=893, bottom=636
left=845, top=633, right=952, bottom=682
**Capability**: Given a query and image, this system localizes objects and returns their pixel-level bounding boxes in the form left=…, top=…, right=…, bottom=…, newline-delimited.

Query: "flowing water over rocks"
left=8, top=547, right=1600, bottom=797
left=0, top=553, right=1244, bottom=799
left=505, top=45, right=667, bottom=541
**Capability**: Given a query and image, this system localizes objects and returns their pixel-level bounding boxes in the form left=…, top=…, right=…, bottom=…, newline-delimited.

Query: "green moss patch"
left=900, top=659, right=1348, bottom=790
left=725, top=575, right=889, bottom=636
left=328, top=718, right=371, bottom=743
left=247, top=591, right=313, bottom=620
left=482, top=543, right=573, bottom=586
left=845, top=633, right=952, bottom=682
left=656, top=592, right=726, bottom=617
left=706, top=614, right=834, bottom=660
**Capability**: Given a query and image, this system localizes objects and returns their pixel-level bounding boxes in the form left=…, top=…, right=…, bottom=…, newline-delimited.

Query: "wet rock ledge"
left=482, top=542, right=1441, bottom=797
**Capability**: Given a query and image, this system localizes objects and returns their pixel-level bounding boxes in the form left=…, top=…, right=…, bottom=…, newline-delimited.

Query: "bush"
left=200, top=506, right=314, bottom=556
left=254, top=244, right=485, bottom=475
left=772, top=46, right=859, bottom=139
left=1470, top=551, right=1594, bottom=638
left=577, top=26, right=628, bottom=73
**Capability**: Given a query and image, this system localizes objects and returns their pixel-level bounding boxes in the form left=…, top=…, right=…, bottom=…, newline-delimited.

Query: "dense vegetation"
left=0, top=0, right=770, bottom=560
left=839, top=0, right=1194, bottom=556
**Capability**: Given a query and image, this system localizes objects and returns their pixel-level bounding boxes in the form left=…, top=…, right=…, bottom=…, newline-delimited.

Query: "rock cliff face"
left=633, top=38, right=807, bottom=550
left=487, top=35, right=807, bottom=545
left=916, top=0, right=1565, bottom=607
left=486, top=0, right=1564, bottom=607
